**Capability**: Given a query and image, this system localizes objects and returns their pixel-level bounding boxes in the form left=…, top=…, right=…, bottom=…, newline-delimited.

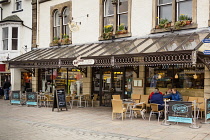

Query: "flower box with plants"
left=61, top=34, right=71, bottom=45
left=116, top=23, right=128, bottom=35
left=174, top=14, right=192, bottom=29
left=52, top=37, right=61, bottom=46
left=103, top=24, right=113, bottom=40
left=155, top=18, right=171, bottom=30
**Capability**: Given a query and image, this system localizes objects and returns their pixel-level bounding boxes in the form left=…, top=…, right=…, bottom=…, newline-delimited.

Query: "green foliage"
left=178, top=14, right=191, bottom=21
left=104, top=24, right=113, bottom=33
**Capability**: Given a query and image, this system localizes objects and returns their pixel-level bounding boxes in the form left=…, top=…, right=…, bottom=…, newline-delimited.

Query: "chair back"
left=112, top=95, right=121, bottom=100
left=140, top=95, right=149, bottom=104
left=112, top=99, right=123, bottom=113
left=150, top=103, right=159, bottom=112
left=182, top=96, right=189, bottom=102
left=83, top=94, right=90, bottom=100
left=71, top=94, right=77, bottom=100
left=188, top=97, right=198, bottom=102
left=93, top=94, right=98, bottom=101
left=131, top=94, right=141, bottom=103
left=66, top=96, right=71, bottom=102
left=197, top=97, right=205, bottom=109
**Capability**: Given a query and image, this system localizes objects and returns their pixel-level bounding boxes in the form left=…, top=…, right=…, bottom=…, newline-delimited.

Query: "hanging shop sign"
left=10, top=90, right=21, bottom=105
left=26, top=92, right=38, bottom=106
left=167, top=101, right=192, bottom=123
left=73, top=57, right=94, bottom=67
left=203, top=50, right=210, bottom=55
left=202, top=39, right=210, bottom=43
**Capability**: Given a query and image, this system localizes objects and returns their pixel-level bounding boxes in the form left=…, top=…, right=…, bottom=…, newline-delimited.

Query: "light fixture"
left=158, top=74, right=162, bottom=79
left=193, top=73, right=197, bottom=79
left=175, top=73, right=178, bottom=79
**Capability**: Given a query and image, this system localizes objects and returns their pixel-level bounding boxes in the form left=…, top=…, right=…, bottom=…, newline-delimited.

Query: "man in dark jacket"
left=150, top=88, right=164, bottom=110
left=3, top=79, right=11, bottom=100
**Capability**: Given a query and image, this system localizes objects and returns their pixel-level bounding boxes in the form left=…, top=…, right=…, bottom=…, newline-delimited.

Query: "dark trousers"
left=4, top=89, right=9, bottom=100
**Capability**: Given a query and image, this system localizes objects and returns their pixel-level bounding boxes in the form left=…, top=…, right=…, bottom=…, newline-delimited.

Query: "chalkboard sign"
left=10, top=90, right=21, bottom=105
left=26, top=92, right=38, bottom=106
left=168, top=101, right=192, bottom=123
left=52, top=89, right=68, bottom=112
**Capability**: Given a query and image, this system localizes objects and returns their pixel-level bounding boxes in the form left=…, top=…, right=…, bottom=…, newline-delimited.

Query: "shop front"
left=5, top=31, right=210, bottom=105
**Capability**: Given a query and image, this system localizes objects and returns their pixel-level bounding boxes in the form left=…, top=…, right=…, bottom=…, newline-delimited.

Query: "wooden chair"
left=70, top=94, right=79, bottom=107
left=38, top=95, right=47, bottom=107
left=131, top=102, right=146, bottom=120
left=188, top=97, right=198, bottom=102
left=81, top=94, right=91, bottom=107
left=149, top=103, right=163, bottom=122
left=45, top=94, right=54, bottom=107
left=131, top=94, right=141, bottom=103
left=112, top=99, right=127, bottom=121
left=182, top=96, right=189, bottom=101
left=112, top=95, right=121, bottom=100
left=66, top=96, right=72, bottom=109
left=92, top=94, right=98, bottom=107
left=139, top=95, right=150, bottom=112
left=197, top=97, right=205, bottom=119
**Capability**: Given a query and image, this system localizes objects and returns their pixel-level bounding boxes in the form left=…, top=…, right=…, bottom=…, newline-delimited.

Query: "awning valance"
left=6, top=32, right=210, bottom=69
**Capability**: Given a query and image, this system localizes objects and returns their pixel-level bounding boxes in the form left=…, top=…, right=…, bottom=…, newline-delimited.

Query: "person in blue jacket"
left=150, top=88, right=164, bottom=110
left=163, top=88, right=182, bottom=101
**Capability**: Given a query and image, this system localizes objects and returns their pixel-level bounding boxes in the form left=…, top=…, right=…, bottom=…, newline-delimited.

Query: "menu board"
left=10, top=91, right=21, bottom=105
left=52, top=89, right=68, bottom=112
left=167, top=101, right=192, bottom=123
left=26, top=92, right=37, bottom=106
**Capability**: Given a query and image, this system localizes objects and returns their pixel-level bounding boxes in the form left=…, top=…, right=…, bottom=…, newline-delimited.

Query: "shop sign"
left=10, top=91, right=21, bottom=105
left=202, top=39, right=210, bottom=43
left=73, top=57, right=94, bottom=67
left=26, top=92, right=37, bottom=106
left=168, top=101, right=192, bottom=123
left=203, top=50, right=210, bottom=55
left=52, top=89, right=68, bottom=112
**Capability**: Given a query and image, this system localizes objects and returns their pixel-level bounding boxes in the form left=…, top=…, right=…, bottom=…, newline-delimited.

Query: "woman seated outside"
left=163, top=88, right=182, bottom=101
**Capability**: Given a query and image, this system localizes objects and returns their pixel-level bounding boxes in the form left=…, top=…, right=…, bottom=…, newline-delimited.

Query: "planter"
left=103, top=32, right=113, bottom=40
left=116, top=30, right=127, bottom=35
left=186, top=20, right=192, bottom=25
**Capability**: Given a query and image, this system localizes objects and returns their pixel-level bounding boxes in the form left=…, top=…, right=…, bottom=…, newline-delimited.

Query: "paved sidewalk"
left=0, top=99, right=210, bottom=140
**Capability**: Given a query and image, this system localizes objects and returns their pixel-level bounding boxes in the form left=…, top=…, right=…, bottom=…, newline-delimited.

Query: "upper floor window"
left=50, top=2, right=72, bottom=46
left=15, top=0, right=22, bottom=11
left=154, top=0, right=196, bottom=32
left=62, top=7, right=70, bottom=36
left=2, top=27, right=8, bottom=50
left=100, top=0, right=131, bottom=40
left=1, top=27, right=18, bottom=51
left=53, top=10, right=60, bottom=39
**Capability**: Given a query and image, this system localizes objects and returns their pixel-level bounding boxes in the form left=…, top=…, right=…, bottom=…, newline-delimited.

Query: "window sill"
left=98, top=32, right=132, bottom=41
left=12, top=9, right=23, bottom=13
left=151, top=23, right=198, bottom=34
left=49, top=41, right=72, bottom=47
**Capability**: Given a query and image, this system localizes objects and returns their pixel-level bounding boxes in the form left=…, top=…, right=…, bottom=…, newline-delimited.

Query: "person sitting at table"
left=149, top=88, right=163, bottom=100
left=164, top=88, right=172, bottom=95
left=150, top=90, right=164, bottom=119
left=163, top=88, right=182, bottom=101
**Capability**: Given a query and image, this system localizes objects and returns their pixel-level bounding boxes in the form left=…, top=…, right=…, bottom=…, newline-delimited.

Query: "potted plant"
left=53, top=37, right=61, bottom=45
left=61, top=34, right=71, bottom=45
left=155, top=18, right=171, bottom=30
left=116, top=23, right=127, bottom=34
left=174, top=14, right=192, bottom=29
left=103, top=24, right=113, bottom=39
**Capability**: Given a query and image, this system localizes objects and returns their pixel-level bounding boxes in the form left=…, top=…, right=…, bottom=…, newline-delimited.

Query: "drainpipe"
left=0, top=7, right=3, bottom=20
left=36, top=0, right=39, bottom=48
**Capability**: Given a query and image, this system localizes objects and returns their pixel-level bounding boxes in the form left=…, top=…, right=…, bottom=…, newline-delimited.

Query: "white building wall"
left=197, top=0, right=209, bottom=28
left=10, top=68, right=21, bottom=90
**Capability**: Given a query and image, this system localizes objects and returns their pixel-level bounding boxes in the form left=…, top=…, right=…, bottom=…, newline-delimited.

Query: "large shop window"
left=154, top=0, right=196, bottom=32
left=145, top=65, right=204, bottom=96
left=40, top=68, right=83, bottom=95
left=101, top=0, right=131, bottom=40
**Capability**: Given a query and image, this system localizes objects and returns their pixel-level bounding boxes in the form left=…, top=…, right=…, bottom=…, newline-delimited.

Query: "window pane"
left=63, top=8, right=69, bottom=25
left=63, top=25, right=70, bottom=36
left=3, top=40, right=8, bottom=50
left=159, top=0, right=172, bottom=4
left=119, top=0, right=128, bottom=13
left=104, top=16, right=114, bottom=25
left=12, top=27, right=18, bottom=38
left=12, top=39, right=18, bottom=50
left=2, top=27, right=8, bottom=39
left=54, top=11, right=60, bottom=26
left=104, top=0, right=114, bottom=16
left=160, top=5, right=172, bottom=21
left=178, top=1, right=192, bottom=19
left=119, top=14, right=128, bottom=27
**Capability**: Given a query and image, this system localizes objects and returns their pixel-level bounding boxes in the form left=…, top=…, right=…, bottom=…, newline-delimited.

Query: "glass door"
left=100, top=69, right=125, bottom=106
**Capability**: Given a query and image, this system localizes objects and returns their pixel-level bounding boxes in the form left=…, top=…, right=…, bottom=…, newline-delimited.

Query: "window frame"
left=2, top=27, right=9, bottom=50
left=62, top=7, right=70, bottom=37
left=11, top=27, right=18, bottom=50
left=15, top=0, right=22, bottom=11
left=152, top=0, right=197, bottom=33
left=99, top=0, right=132, bottom=40
left=50, top=1, right=72, bottom=46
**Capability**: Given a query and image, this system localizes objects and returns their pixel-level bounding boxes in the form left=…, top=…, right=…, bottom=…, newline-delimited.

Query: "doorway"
left=100, top=68, right=125, bottom=106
